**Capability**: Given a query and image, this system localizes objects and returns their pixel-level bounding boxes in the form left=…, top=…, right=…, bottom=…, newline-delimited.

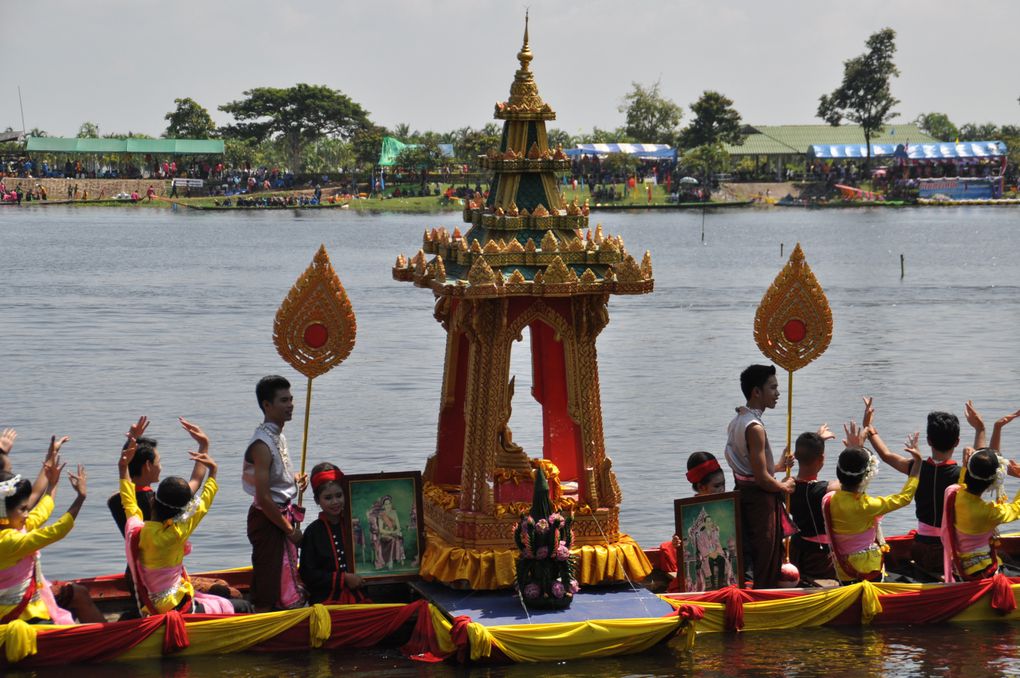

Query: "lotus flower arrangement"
left=513, top=465, right=578, bottom=609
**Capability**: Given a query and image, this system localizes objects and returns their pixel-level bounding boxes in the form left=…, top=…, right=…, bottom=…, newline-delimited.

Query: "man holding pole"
left=244, top=375, right=308, bottom=612
left=724, top=364, right=795, bottom=588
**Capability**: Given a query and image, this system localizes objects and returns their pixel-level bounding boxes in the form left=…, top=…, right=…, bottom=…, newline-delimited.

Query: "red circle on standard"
left=304, top=323, right=329, bottom=348
left=783, top=318, right=807, bottom=343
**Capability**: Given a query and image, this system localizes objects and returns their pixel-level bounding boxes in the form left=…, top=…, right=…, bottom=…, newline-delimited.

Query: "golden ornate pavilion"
left=393, top=18, right=654, bottom=590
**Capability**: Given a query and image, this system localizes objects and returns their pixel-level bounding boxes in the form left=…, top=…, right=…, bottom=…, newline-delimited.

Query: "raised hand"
left=188, top=450, right=217, bottom=477
left=964, top=401, right=985, bottom=431
left=903, top=432, right=922, bottom=461
left=994, top=409, right=1020, bottom=430
left=0, top=428, right=16, bottom=454
left=843, top=420, right=867, bottom=448
left=179, top=417, right=209, bottom=451
left=119, top=435, right=138, bottom=478
left=817, top=423, right=836, bottom=442
left=128, top=416, right=150, bottom=441
left=47, top=435, right=70, bottom=464
left=1008, top=459, right=1020, bottom=479
left=68, top=465, right=87, bottom=497
left=43, top=453, right=65, bottom=489
left=295, top=472, right=309, bottom=493
left=962, top=447, right=975, bottom=466
left=861, top=396, right=875, bottom=431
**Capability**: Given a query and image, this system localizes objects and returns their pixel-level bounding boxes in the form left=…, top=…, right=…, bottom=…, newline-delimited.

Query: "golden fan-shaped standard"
left=753, top=243, right=832, bottom=372
left=274, top=245, right=356, bottom=379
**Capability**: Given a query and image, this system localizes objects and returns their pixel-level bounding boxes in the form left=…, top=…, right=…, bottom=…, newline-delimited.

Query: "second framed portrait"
left=342, top=470, right=424, bottom=582
left=673, top=490, right=743, bottom=592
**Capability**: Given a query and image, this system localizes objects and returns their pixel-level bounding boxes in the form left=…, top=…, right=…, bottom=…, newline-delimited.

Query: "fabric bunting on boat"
left=418, top=531, right=652, bottom=589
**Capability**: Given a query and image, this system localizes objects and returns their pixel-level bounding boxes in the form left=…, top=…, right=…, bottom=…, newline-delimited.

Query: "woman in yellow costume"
left=941, top=448, right=1020, bottom=581
left=822, top=422, right=921, bottom=583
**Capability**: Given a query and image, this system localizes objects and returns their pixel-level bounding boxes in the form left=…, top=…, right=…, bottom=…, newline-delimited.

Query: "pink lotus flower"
left=523, top=583, right=540, bottom=599
left=569, top=579, right=580, bottom=594
left=536, top=519, right=549, bottom=533
left=551, top=581, right=565, bottom=598
left=555, top=542, right=571, bottom=561
left=536, top=546, right=549, bottom=559
left=549, top=512, right=563, bottom=524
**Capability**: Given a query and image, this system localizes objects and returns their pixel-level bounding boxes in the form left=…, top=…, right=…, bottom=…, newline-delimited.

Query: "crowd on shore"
left=661, top=364, right=1020, bottom=591
left=0, top=376, right=366, bottom=625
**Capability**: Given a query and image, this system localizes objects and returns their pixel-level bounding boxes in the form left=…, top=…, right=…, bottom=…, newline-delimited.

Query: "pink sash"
left=125, top=516, right=233, bottom=615
left=0, top=548, right=73, bottom=625
left=821, top=492, right=882, bottom=582
left=940, top=485, right=997, bottom=583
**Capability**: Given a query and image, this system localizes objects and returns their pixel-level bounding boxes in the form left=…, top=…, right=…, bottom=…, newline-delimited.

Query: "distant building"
left=722, top=124, right=938, bottom=179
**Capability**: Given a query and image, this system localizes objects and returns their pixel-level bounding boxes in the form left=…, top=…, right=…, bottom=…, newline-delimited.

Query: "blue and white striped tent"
left=565, top=143, right=676, bottom=160
left=808, top=141, right=1006, bottom=160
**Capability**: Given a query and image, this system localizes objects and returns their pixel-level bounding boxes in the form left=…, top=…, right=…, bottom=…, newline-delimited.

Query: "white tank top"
left=243, top=422, right=297, bottom=506
left=724, top=406, right=774, bottom=479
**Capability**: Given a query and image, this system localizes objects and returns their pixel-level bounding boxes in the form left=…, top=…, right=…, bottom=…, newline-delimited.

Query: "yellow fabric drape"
left=0, top=619, right=38, bottom=663
left=662, top=581, right=886, bottom=633
left=420, top=532, right=653, bottom=589
left=427, top=602, right=681, bottom=662
left=117, top=603, right=407, bottom=660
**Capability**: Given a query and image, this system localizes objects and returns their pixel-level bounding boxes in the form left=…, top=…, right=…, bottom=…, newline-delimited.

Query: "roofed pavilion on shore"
left=393, top=17, right=654, bottom=590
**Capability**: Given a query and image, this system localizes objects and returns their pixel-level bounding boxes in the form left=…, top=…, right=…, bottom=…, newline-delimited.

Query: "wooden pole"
left=784, top=369, right=794, bottom=562
left=900, top=254, right=905, bottom=279
left=297, top=376, right=313, bottom=506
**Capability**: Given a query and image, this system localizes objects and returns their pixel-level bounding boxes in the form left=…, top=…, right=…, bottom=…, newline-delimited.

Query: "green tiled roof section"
left=722, top=124, right=938, bottom=155
left=26, top=137, right=224, bottom=154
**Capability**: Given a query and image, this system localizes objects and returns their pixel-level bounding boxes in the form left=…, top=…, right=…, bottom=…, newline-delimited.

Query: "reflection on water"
left=5, top=205, right=1020, bottom=673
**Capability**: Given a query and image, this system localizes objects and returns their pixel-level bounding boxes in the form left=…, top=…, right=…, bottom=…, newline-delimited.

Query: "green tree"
left=455, top=124, right=501, bottom=167
left=396, top=140, right=446, bottom=191
left=679, top=91, right=744, bottom=150
left=164, top=97, right=217, bottom=139
left=77, top=121, right=100, bottom=138
left=958, top=122, right=999, bottom=141
left=219, top=84, right=372, bottom=172
left=914, top=112, right=958, bottom=142
left=680, top=143, right=729, bottom=200
left=546, top=128, right=575, bottom=150
left=618, top=81, right=683, bottom=144
left=351, top=124, right=388, bottom=170
left=577, top=126, right=633, bottom=144
left=817, top=27, right=900, bottom=168
left=601, top=152, right=639, bottom=180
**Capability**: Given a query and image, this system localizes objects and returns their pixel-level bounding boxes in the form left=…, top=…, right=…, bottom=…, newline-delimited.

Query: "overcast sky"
left=4, top=0, right=1018, bottom=139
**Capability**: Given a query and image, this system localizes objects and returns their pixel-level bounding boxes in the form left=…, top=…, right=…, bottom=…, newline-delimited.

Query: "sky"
left=3, top=0, right=1019, bottom=139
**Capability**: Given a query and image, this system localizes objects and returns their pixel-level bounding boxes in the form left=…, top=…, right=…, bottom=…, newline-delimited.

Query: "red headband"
left=312, top=469, right=343, bottom=491
left=686, top=459, right=721, bottom=485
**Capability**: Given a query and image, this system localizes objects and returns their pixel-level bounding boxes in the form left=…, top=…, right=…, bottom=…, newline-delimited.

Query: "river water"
left=4, top=204, right=1020, bottom=676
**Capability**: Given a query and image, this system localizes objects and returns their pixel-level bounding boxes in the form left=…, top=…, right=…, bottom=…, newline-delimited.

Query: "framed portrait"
left=342, top=471, right=425, bottom=582
left=673, top=491, right=743, bottom=592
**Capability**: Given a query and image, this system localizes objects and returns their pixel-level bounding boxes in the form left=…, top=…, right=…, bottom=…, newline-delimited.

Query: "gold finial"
left=496, top=11, right=554, bottom=119
left=518, top=10, right=532, bottom=70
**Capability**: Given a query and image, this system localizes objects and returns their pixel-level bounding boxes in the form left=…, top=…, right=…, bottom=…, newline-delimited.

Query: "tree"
left=817, top=27, right=900, bottom=168
left=618, top=81, right=683, bottom=144
left=679, top=91, right=744, bottom=150
left=601, top=152, right=639, bottom=180
left=958, top=122, right=1000, bottom=141
left=396, top=140, right=446, bottom=192
left=164, top=97, right=217, bottom=139
left=77, top=121, right=100, bottom=139
left=455, top=124, right=501, bottom=168
left=546, top=128, right=574, bottom=150
left=219, top=84, right=372, bottom=172
left=914, top=112, right=958, bottom=142
left=680, top=143, right=729, bottom=200
left=351, top=124, right=388, bottom=170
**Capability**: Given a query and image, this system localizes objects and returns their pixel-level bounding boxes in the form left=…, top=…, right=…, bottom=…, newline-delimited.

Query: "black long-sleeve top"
left=299, top=516, right=352, bottom=604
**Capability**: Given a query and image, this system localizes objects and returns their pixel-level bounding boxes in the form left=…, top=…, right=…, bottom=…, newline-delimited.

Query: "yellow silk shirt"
left=120, top=477, right=217, bottom=611
left=953, top=488, right=1020, bottom=575
left=0, top=495, right=74, bottom=621
left=829, top=476, right=918, bottom=578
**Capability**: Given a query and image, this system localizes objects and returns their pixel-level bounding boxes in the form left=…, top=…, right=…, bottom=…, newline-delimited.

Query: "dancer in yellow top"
left=822, top=422, right=922, bottom=583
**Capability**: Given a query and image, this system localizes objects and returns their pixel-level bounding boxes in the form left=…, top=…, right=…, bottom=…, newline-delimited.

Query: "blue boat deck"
left=411, top=581, right=675, bottom=626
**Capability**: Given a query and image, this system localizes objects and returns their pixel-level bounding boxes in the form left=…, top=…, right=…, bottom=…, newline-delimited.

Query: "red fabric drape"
left=162, top=610, right=190, bottom=654
left=253, top=601, right=427, bottom=652
left=529, top=317, right=583, bottom=485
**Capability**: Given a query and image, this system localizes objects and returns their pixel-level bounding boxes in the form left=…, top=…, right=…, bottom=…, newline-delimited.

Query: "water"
left=3, top=204, right=1020, bottom=675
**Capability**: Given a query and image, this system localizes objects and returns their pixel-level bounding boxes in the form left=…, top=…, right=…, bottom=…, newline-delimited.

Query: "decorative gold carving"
left=434, top=255, right=447, bottom=283
left=614, top=254, right=643, bottom=283
left=579, top=268, right=598, bottom=285
left=532, top=203, right=549, bottom=217
left=566, top=237, right=584, bottom=252
left=470, top=239, right=483, bottom=254
left=494, top=13, right=556, bottom=120
left=596, top=458, right=622, bottom=507
left=640, top=251, right=653, bottom=279
left=395, top=254, right=407, bottom=269
left=566, top=199, right=582, bottom=216
left=543, top=256, right=571, bottom=284
left=467, top=257, right=496, bottom=287
left=506, top=238, right=525, bottom=253
left=527, top=141, right=542, bottom=160
left=507, top=269, right=527, bottom=284
left=540, top=231, right=559, bottom=252
left=525, top=238, right=537, bottom=253
left=273, top=244, right=357, bottom=379
left=754, top=243, right=833, bottom=372
left=483, top=239, right=503, bottom=254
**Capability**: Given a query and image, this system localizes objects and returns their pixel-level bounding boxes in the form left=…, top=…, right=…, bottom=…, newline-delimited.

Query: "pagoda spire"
left=496, top=11, right=554, bottom=120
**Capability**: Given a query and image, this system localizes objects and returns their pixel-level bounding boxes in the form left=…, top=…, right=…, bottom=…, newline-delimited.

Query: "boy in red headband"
left=299, top=463, right=366, bottom=604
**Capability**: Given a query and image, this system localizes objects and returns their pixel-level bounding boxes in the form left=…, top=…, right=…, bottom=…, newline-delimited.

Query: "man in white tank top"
left=724, top=364, right=794, bottom=588
left=244, top=375, right=308, bottom=612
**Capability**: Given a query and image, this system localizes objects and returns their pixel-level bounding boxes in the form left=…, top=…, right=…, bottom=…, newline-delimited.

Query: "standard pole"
left=784, top=369, right=794, bottom=561
left=297, top=376, right=313, bottom=506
